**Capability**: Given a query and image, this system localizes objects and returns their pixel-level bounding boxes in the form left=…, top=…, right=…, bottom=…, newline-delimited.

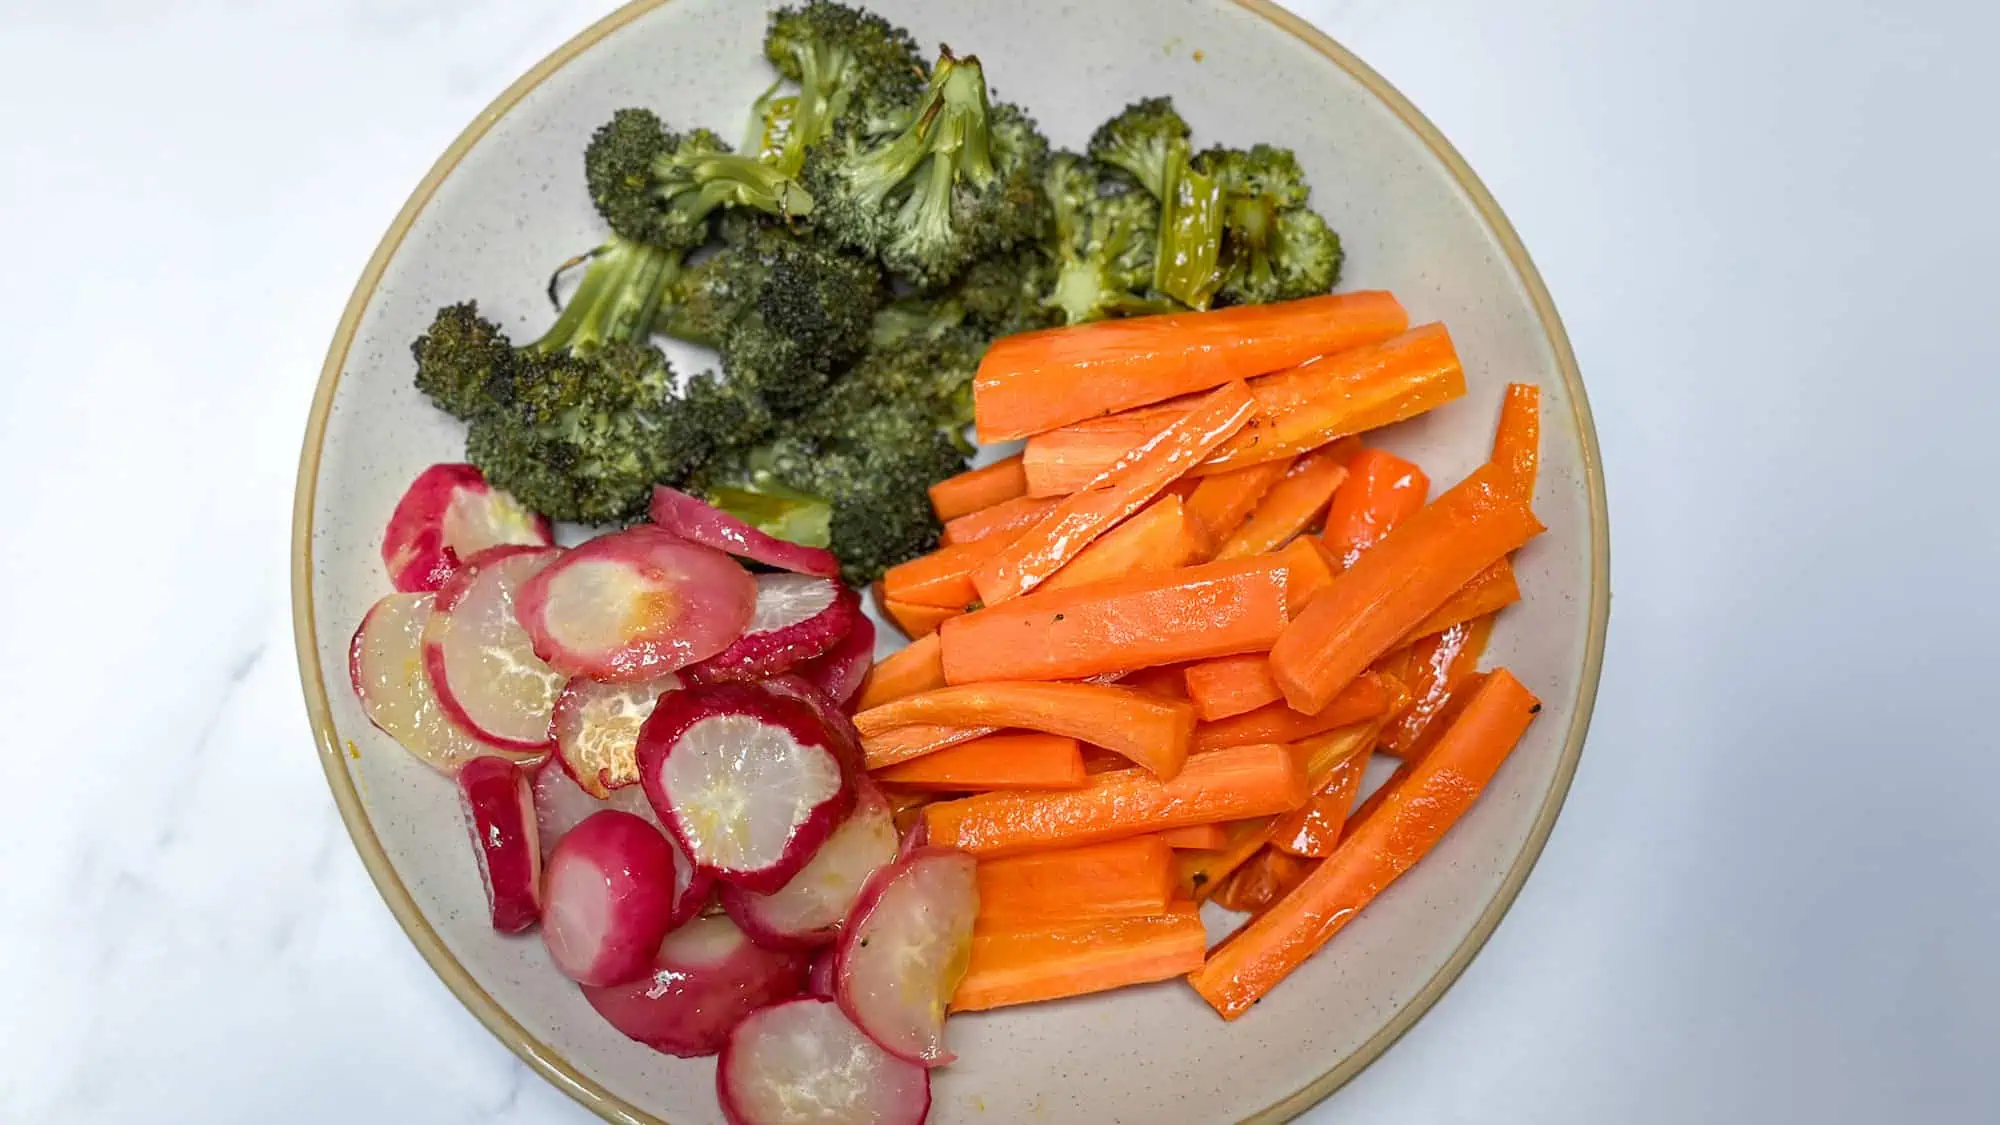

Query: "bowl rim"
left=289, top=2, right=1610, bottom=1121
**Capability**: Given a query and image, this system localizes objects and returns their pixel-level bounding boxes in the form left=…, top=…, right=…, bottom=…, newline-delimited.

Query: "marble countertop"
left=5, top=0, right=1997, bottom=1121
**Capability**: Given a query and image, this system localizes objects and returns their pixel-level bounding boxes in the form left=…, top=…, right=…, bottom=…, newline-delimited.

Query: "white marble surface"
left=3, top=0, right=1996, bottom=1122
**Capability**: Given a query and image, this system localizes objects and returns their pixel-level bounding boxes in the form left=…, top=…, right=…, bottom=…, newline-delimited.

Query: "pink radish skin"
left=422, top=547, right=566, bottom=752
left=718, top=997, right=930, bottom=1125
left=349, top=592, right=517, bottom=773
left=834, top=847, right=979, bottom=1067
left=795, top=615, right=876, bottom=709
left=638, top=682, right=856, bottom=895
left=650, top=485, right=840, bottom=578
left=683, top=576, right=861, bottom=684
left=806, top=951, right=836, bottom=999
left=456, top=756, right=542, bottom=933
left=552, top=675, right=679, bottom=798
left=516, top=526, right=756, bottom=683
left=541, top=811, right=683, bottom=986
left=382, top=464, right=554, bottom=593
left=532, top=759, right=712, bottom=926
left=582, top=913, right=809, bottom=1058
left=720, top=782, right=898, bottom=950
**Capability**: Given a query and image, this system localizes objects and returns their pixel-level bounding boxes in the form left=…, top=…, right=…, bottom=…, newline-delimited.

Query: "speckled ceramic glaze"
left=292, top=2, right=1608, bottom=1122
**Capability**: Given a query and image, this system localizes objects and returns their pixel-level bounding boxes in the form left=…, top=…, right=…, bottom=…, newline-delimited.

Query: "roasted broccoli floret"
left=1086, top=98, right=1229, bottom=308
left=764, top=1, right=927, bottom=173
left=1037, top=153, right=1177, bottom=325
left=585, top=109, right=812, bottom=251
left=1086, top=96, right=1191, bottom=199
left=804, top=47, right=1048, bottom=288
left=952, top=245, right=1059, bottom=336
left=411, top=301, right=515, bottom=421
left=1195, top=144, right=1343, bottom=304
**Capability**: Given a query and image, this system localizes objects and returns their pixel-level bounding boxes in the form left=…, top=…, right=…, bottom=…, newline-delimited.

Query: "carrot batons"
left=881, top=538, right=1008, bottom=609
left=1156, top=823, right=1230, bottom=850
left=1185, top=460, right=1293, bottom=551
left=1210, top=847, right=1315, bottom=914
left=856, top=633, right=945, bottom=712
left=1270, top=749, right=1371, bottom=858
left=974, top=837, right=1177, bottom=924
left=1039, top=494, right=1204, bottom=594
left=884, top=599, right=959, bottom=640
left=953, top=904, right=1209, bottom=1012
left=874, top=732, right=1086, bottom=792
left=856, top=682, right=1194, bottom=779
left=1189, top=672, right=1396, bottom=753
left=1176, top=817, right=1280, bottom=900
left=1212, top=443, right=1352, bottom=561
left=930, top=455, right=1029, bottom=521
left=942, top=494, right=1061, bottom=546
left=1183, top=654, right=1284, bottom=722
left=1277, top=535, right=1340, bottom=614
left=1321, top=447, right=1430, bottom=569
left=1491, top=382, right=1541, bottom=499
left=1377, top=616, right=1494, bottom=756
left=1404, top=557, right=1520, bottom=642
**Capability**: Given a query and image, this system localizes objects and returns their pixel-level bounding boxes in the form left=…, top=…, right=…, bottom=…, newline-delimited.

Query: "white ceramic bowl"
left=291, top=2, right=1608, bottom=1121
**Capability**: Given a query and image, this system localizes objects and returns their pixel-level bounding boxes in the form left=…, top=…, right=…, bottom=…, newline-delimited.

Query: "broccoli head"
left=412, top=301, right=515, bottom=420
left=1196, top=144, right=1343, bottom=304
left=764, top=1, right=927, bottom=173
left=585, top=109, right=811, bottom=251
left=1086, top=96, right=1192, bottom=199
left=1039, top=153, right=1176, bottom=325
left=954, top=245, right=1060, bottom=336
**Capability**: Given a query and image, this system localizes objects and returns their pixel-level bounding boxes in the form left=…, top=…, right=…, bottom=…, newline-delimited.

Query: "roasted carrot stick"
left=855, top=682, right=1195, bottom=778
left=881, top=538, right=1008, bottom=610
left=1379, top=617, right=1494, bottom=756
left=856, top=633, right=945, bottom=712
left=930, top=455, right=1028, bottom=522
left=1492, top=382, right=1541, bottom=499
left=1277, top=535, right=1339, bottom=614
left=925, top=742, right=1308, bottom=858
left=1269, top=461, right=1543, bottom=713
left=942, top=555, right=1290, bottom=684
left=974, top=837, right=1176, bottom=924
left=1177, top=817, right=1280, bottom=900
left=1213, top=444, right=1352, bottom=561
left=884, top=599, right=959, bottom=640
left=953, top=904, right=1209, bottom=1012
left=972, top=291, right=1409, bottom=442
left=874, top=732, right=1087, bottom=792
left=1121, top=663, right=1191, bottom=700
left=1271, top=749, right=1371, bottom=858
left=1210, top=847, right=1315, bottom=914
left=1020, top=404, right=1182, bottom=498
left=885, top=788, right=933, bottom=836
left=1188, top=670, right=1541, bottom=1018
left=1183, top=654, right=1283, bottom=722
left=1189, top=672, right=1396, bottom=753
left=863, top=722, right=993, bottom=771
left=941, top=494, right=1061, bottom=546
left=1320, top=447, right=1429, bottom=569
left=1403, top=558, right=1520, bottom=641
left=973, top=382, right=1259, bottom=605
left=1184, top=459, right=1293, bottom=552
left=1039, top=494, right=1204, bottom=594
left=1156, top=823, right=1230, bottom=850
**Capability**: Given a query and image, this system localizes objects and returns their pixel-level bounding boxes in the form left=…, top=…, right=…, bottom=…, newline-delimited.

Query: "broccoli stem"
left=1154, top=143, right=1225, bottom=310
left=653, top=149, right=814, bottom=223
left=530, top=236, right=679, bottom=357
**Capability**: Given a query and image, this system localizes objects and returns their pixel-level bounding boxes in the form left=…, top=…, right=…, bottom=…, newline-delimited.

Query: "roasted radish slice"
left=685, top=576, right=862, bottom=684
left=457, top=756, right=541, bottom=933
left=718, top=997, right=931, bottom=1125
left=582, top=913, right=809, bottom=1058
left=541, top=811, right=683, bottom=986
left=382, top=463, right=554, bottom=592
left=552, top=675, right=679, bottom=798
left=638, top=682, right=856, bottom=894
left=795, top=615, right=876, bottom=709
left=835, top=848, right=979, bottom=1066
left=806, top=950, right=837, bottom=999
left=532, top=760, right=712, bottom=925
left=350, top=592, right=497, bottom=773
left=720, top=782, right=898, bottom=949
left=516, top=526, right=756, bottom=683
left=422, top=547, right=566, bottom=752
left=650, top=485, right=840, bottom=578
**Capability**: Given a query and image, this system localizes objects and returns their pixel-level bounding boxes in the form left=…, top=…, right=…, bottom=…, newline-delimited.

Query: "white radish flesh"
left=718, top=997, right=930, bottom=1125
left=456, top=756, right=542, bottom=933
left=684, top=576, right=860, bottom=683
left=582, top=913, right=809, bottom=1058
left=532, top=759, right=711, bottom=926
left=381, top=463, right=552, bottom=593
left=423, top=548, right=566, bottom=751
left=552, top=675, right=679, bottom=798
left=834, top=848, right=979, bottom=1067
left=541, top=811, right=682, bottom=986
left=720, top=782, right=898, bottom=950
left=349, top=592, right=502, bottom=773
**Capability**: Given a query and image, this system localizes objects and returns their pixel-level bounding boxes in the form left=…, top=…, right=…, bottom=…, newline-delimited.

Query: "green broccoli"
left=411, top=301, right=514, bottom=421
left=743, top=81, right=798, bottom=165
left=764, top=1, right=927, bottom=174
left=1039, top=153, right=1177, bottom=325
left=1086, top=96, right=1191, bottom=199
left=1086, top=97, right=1226, bottom=309
left=1195, top=144, right=1343, bottom=304
left=585, top=108, right=812, bottom=252
left=953, top=245, right=1060, bottom=336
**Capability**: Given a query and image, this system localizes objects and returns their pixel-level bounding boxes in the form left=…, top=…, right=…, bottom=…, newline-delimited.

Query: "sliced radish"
left=650, top=485, right=840, bottom=578
left=541, top=810, right=682, bottom=986
left=763, top=674, right=866, bottom=771
left=456, top=756, right=542, bottom=933
left=552, top=675, right=680, bottom=798
left=835, top=847, right=979, bottom=1067
left=718, top=997, right=931, bottom=1125
left=349, top=592, right=508, bottom=773
left=516, top=525, right=756, bottom=683
left=382, top=464, right=554, bottom=593
left=582, top=913, right=809, bottom=1058
left=638, top=682, right=856, bottom=894
left=422, top=547, right=566, bottom=752
left=684, top=575, right=861, bottom=684
left=720, top=782, right=898, bottom=950
left=794, top=615, right=876, bottom=709
left=531, top=759, right=712, bottom=926
left=806, top=950, right=837, bottom=999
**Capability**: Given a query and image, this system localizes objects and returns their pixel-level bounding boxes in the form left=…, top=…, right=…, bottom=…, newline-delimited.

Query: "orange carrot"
left=974, top=837, right=1176, bottom=924
left=885, top=788, right=932, bottom=836
left=930, top=455, right=1028, bottom=521
left=1403, top=558, right=1520, bottom=641
left=1189, top=672, right=1396, bottom=753
left=953, top=905, right=1208, bottom=1012
left=1269, top=461, right=1544, bottom=713
left=1213, top=444, right=1352, bottom=561
left=925, top=742, right=1309, bottom=858
left=1379, top=617, right=1494, bottom=756
left=862, top=722, right=992, bottom=771
left=1157, top=823, right=1230, bottom=850
left=1183, top=654, right=1283, bottom=722
left=973, top=382, right=1259, bottom=605
left=1188, top=670, right=1541, bottom=1018
left=1492, top=382, right=1541, bottom=499
left=881, top=539, right=1008, bottom=610
left=855, top=682, right=1195, bottom=778
left=973, top=291, right=1409, bottom=442
left=1288, top=720, right=1380, bottom=782
left=1177, top=817, right=1279, bottom=899
left=1040, top=494, right=1204, bottom=594
left=1271, top=749, right=1371, bottom=858
left=1320, top=447, right=1430, bottom=569
left=856, top=633, right=945, bottom=712
left=1211, top=847, right=1315, bottom=914
left=1184, top=459, right=1294, bottom=553
left=874, top=732, right=1086, bottom=792
left=1278, top=535, right=1339, bottom=614
left=1020, top=403, right=1183, bottom=498
left=1021, top=324, right=1464, bottom=491
left=884, top=599, right=958, bottom=640
left=941, top=555, right=1290, bottom=684
left=941, top=494, right=1061, bottom=546
left=1121, top=663, right=1191, bottom=700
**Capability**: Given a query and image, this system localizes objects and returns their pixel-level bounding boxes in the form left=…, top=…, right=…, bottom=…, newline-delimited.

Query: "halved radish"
left=582, top=913, right=809, bottom=1058
left=516, top=526, right=756, bottom=683
left=552, top=675, right=679, bottom=798
left=349, top=592, right=511, bottom=773
left=806, top=950, right=837, bottom=999
left=718, top=997, right=931, bottom=1125
left=531, top=760, right=712, bottom=926
left=541, top=810, right=682, bottom=986
left=638, top=682, right=855, bottom=894
left=684, top=575, right=861, bottom=684
left=382, top=464, right=554, bottom=593
left=834, top=847, right=979, bottom=1067
left=720, top=782, right=898, bottom=950
left=422, top=547, right=566, bottom=752
left=795, top=614, right=876, bottom=709
left=650, top=485, right=840, bottom=578
left=456, top=756, right=541, bottom=933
